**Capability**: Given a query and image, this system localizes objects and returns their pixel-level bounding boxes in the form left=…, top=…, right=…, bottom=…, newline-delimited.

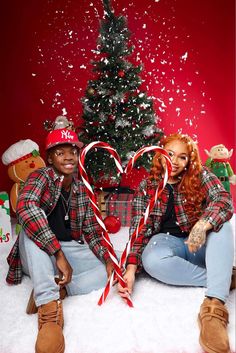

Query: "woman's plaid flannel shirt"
left=127, top=167, right=234, bottom=269
left=6, top=167, right=110, bottom=285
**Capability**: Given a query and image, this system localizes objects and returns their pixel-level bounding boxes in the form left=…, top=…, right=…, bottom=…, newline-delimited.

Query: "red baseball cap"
left=45, top=128, right=83, bottom=150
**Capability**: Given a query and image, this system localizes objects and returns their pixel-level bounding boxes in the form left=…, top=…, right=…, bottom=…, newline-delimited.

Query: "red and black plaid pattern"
left=6, top=167, right=110, bottom=285
left=126, top=166, right=234, bottom=268
left=106, top=193, right=134, bottom=226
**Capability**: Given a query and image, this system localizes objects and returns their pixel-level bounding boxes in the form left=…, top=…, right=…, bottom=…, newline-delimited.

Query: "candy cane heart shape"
left=100, top=146, right=172, bottom=305
left=78, top=141, right=133, bottom=307
left=120, top=146, right=172, bottom=268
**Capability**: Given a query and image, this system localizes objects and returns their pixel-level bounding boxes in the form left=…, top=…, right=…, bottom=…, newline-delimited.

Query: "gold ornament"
left=87, top=87, right=95, bottom=96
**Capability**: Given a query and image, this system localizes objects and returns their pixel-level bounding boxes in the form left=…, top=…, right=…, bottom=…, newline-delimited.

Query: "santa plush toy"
left=2, top=139, right=45, bottom=213
left=205, top=144, right=236, bottom=192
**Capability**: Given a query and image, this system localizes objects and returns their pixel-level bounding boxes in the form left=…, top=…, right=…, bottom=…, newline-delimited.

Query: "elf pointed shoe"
left=35, top=300, right=65, bottom=353
left=198, top=297, right=231, bottom=353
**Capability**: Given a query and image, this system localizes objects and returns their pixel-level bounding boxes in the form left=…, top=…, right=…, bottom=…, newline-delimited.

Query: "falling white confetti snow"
left=176, top=107, right=181, bottom=116
left=62, top=108, right=67, bottom=115
left=180, top=52, right=188, bottom=62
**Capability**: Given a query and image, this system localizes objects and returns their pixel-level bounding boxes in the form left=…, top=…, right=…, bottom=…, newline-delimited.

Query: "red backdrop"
left=1, top=0, right=235, bottom=202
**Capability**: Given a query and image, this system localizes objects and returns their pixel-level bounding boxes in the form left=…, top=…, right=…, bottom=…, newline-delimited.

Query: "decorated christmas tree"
left=79, top=0, right=162, bottom=187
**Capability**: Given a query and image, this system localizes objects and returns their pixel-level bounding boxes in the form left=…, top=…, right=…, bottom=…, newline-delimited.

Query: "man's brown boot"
left=26, top=282, right=67, bottom=315
left=26, top=289, right=38, bottom=315
left=35, top=300, right=65, bottom=353
left=198, top=297, right=231, bottom=353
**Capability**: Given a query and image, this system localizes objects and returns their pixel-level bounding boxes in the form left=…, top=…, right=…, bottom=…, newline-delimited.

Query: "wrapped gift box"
left=105, top=193, right=134, bottom=226
left=0, top=192, right=11, bottom=244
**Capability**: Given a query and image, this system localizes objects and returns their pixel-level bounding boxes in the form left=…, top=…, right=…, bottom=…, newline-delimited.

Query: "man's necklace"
left=60, top=187, right=72, bottom=221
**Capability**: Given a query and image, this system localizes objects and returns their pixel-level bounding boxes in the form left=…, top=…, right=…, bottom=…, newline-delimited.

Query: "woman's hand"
left=117, top=264, right=137, bottom=299
left=54, top=249, right=73, bottom=286
left=185, top=219, right=212, bottom=253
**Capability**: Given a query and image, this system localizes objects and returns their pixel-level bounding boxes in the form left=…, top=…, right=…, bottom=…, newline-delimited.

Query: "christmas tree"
left=79, top=0, right=162, bottom=186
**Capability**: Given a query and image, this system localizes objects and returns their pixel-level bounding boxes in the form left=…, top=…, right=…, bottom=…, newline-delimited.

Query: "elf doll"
left=205, top=144, right=236, bottom=192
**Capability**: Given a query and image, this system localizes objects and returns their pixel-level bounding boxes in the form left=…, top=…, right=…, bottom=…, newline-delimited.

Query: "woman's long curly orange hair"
left=150, top=133, right=204, bottom=225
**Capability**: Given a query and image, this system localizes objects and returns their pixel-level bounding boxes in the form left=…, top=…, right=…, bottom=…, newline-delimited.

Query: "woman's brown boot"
left=198, top=297, right=231, bottom=353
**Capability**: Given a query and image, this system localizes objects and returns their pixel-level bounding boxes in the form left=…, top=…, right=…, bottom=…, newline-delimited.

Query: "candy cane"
left=120, top=146, right=172, bottom=267
left=98, top=146, right=172, bottom=306
left=78, top=141, right=133, bottom=307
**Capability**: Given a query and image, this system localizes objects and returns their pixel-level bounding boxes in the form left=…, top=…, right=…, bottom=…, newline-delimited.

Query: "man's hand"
left=185, top=219, right=212, bottom=253
left=54, top=249, right=73, bottom=286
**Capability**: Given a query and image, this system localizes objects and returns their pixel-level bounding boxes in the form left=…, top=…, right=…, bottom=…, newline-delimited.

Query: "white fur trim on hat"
left=1, top=139, right=39, bottom=166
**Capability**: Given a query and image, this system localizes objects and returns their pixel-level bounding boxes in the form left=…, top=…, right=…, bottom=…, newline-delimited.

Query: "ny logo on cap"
left=61, top=130, right=74, bottom=140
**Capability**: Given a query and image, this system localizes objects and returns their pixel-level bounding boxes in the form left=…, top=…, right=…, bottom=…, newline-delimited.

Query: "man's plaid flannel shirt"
left=127, top=167, right=234, bottom=269
left=6, top=167, right=110, bottom=285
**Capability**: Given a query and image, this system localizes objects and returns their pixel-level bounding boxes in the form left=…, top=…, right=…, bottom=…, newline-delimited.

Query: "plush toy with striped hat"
left=2, top=139, right=45, bottom=212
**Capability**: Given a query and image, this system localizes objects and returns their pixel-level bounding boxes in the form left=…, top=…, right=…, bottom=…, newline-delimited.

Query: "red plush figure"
left=104, top=215, right=121, bottom=233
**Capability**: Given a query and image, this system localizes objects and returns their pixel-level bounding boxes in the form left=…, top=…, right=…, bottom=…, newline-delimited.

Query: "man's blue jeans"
left=142, top=221, right=234, bottom=302
left=19, top=231, right=108, bottom=307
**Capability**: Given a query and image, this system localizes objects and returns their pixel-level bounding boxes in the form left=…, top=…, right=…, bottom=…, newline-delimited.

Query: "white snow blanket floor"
left=0, top=217, right=235, bottom=353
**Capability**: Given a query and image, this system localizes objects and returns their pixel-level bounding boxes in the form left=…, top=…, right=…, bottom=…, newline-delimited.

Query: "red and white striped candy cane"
left=120, top=146, right=172, bottom=267
left=98, top=146, right=172, bottom=306
left=78, top=141, right=133, bottom=307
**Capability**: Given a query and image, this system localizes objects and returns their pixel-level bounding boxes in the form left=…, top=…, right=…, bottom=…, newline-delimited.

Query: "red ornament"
left=118, top=70, right=125, bottom=78
left=104, top=215, right=121, bottom=234
left=120, top=166, right=149, bottom=190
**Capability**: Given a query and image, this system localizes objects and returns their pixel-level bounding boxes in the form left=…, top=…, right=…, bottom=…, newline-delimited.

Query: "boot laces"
left=39, top=301, right=62, bottom=328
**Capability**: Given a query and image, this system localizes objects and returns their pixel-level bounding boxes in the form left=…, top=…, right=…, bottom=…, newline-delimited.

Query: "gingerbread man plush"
left=205, top=144, right=236, bottom=192
left=2, top=139, right=45, bottom=213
